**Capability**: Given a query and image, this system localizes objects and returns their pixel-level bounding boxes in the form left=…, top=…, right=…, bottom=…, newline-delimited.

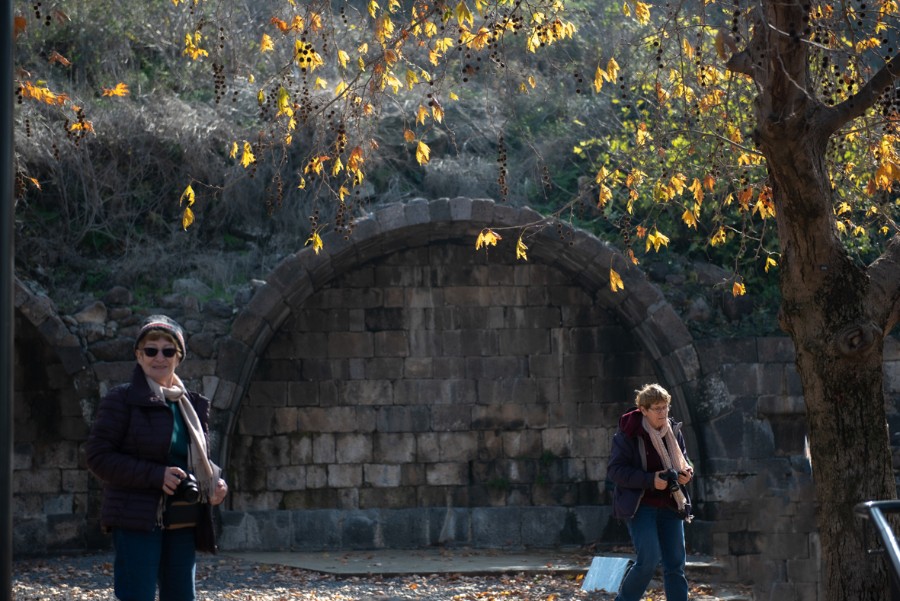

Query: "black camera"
left=174, top=473, right=200, bottom=504
left=660, top=469, right=681, bottom=494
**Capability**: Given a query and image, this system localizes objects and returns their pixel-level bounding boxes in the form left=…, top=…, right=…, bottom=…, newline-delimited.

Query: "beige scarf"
left=148, top=374, right=220, bottom=501
left=643, top=416, right=691, bottom=517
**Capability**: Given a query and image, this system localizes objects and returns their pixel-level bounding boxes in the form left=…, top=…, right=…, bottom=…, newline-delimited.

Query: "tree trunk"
left=724, top=0, right=900, bottom=597
left=755, top=61, right=895, bottom=601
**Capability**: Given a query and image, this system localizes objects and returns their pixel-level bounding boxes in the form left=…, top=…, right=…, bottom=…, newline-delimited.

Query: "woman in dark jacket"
left=86, top=315, right=228, bottom=601
left=607, top=383, right=693, bottom=601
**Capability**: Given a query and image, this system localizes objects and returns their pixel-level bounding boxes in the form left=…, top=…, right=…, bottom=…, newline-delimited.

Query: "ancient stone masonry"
left=227, top=242, right=653, bottom=516
left=11, top=197, right=900, bottom=601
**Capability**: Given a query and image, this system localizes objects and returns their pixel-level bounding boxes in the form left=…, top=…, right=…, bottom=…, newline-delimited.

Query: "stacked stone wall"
left=228, top=242, right=655, bottom=515
left=12, top=198, right=900, bottom=601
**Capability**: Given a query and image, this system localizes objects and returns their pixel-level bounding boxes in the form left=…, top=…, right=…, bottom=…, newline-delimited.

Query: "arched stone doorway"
left=212, top=198, right=702, bottom=551
left=12, top=278, right=99, bottom=553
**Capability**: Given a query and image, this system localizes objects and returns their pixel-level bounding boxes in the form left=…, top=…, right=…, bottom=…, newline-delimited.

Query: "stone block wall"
left=12, top=313, right=99, bottom=552
left=684, top=337, right=900, bottom=601
left=11, top=196, right=900, bottom=601
left=227, top=242, right=656, bottom=516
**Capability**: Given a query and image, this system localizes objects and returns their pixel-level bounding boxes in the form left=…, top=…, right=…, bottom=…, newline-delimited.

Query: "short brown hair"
left=634, top=383, right=671, bottom=409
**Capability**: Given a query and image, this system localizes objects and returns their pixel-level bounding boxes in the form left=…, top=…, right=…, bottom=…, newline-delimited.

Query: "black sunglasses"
left=140, top=347, right=178, bottom=358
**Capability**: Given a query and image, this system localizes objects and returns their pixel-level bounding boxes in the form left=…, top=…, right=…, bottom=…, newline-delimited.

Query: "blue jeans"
left=113, top=527, right=197, bottom=601
left=616, top=505, right=688, bottom=601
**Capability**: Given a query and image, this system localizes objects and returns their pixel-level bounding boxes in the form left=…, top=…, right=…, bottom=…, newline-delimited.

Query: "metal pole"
left=1, top=0, right=15, bottom=596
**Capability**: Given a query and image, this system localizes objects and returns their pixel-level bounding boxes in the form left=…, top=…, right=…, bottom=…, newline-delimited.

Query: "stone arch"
left=14, top=278, right=90, bottom=378
left=213, top=198, right=700, bottom=468
left=13, top=277, right=99, bottom=553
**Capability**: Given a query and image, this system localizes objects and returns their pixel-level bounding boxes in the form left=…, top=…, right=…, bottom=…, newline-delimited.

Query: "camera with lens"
left=660, top=469, right=681, bottom=494
left=173, top=473, right=200, bottom=504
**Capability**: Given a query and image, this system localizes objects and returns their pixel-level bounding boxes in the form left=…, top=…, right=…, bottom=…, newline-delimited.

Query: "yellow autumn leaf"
left=179, top=184, right=195, bottom=208
left=183, top=32, right=208, bottom=60
left=229, top=142, right=238, bottom=159
left=240, top=142, right=255, bottom=168
left=645, top=229, right=670, bottom=252
left=338, top=49, right=350, bottom=68
left=598, top=185, right=613, bottom=209
left=19, top=81, right=68, bottom=106
left=101, top=82, right=129, bottom=97
left=635, top=1, right=651, bottom=23
left=260, top=33, right=274, bottom=52
left=682, top=208, right=699, bottom=229
left=347, top=146, right=365, bottom=172
left=606, top=58, right=620, bottom=84
left=689, top=178, right=704, bottom=203
left=456, top=0, right=474, bottom=26
left=475, top=228, right=502, bottom=250
left=710, top=226, right=727, bottom=246
left=416, top=141, right=431, bottom=165
left=179, top=185, right=196, bottom=230
left=765, top=256, right=778, bottom=273
left=516, top=235, right=528, bottom=260
left=331, top=156, right=344, bottom=176
left=68, top=120, right=94, bottom=133
left=305, top=156, right=330, bottom=175
left=276, top=86, right=293, bottom=117
left=669, top=173, right=687, bottom=196
left=417, top=105, right=429, bottom=125
left=406, top=69, right=419, bottom=89
left=306, top=231, right=324, bottom=254
left=593, top=66, right=607, bottom=93
left=182, top=206, right=195, bottom=230
left=432, top=102, right=444, bottom=123
left=636, top=123, right=652, bottom=147
left=610, top=268, right=624, bottom=292
left=732, top=281, right=746, bottom=297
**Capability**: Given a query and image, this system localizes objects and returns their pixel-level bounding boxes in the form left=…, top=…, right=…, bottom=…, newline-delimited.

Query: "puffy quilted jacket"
left=85, top=364, right=211, bottom=532
left=607, top=408, right=691, bottom=520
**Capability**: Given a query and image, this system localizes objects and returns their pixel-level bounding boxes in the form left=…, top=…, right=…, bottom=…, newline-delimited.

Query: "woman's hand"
left=162, top=466, right=187, bottom=495
left=653, top=472, right=669, bottom=490
left=677, top=467, right=694, bottom=485
left=210, top=478, right=228, bottom=506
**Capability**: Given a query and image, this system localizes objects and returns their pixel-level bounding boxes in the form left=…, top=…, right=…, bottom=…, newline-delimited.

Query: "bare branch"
left=821, top=54, right=900, bottom=136
left=868, top=234, right=900, bottom=334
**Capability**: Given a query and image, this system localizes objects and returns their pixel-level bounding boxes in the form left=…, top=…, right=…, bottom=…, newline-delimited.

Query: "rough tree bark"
left=726, top=0, right=900, bottom=599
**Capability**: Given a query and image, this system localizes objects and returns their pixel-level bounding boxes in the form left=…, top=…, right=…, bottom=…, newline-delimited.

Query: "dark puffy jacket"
left=85, top=364, right=211, bottom=532
left=607, top=409, right=691, bottom=520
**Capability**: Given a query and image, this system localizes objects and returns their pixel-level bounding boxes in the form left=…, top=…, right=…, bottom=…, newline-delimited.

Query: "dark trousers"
left=113, top=527, right=196, bottom=601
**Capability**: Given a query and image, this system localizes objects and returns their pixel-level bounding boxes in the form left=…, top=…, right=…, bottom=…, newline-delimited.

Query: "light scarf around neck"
left=642, top=415, right=691, bottom=519
left=148, top=374, right=220, bottom=501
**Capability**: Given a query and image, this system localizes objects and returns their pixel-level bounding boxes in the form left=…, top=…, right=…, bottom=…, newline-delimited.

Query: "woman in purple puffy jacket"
left=86, top=315, right=228, bottom=601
